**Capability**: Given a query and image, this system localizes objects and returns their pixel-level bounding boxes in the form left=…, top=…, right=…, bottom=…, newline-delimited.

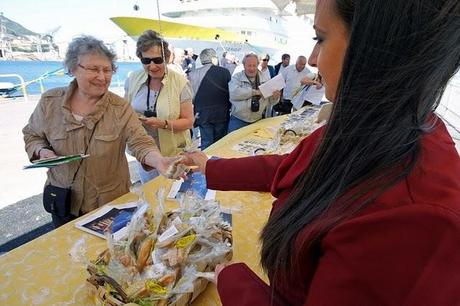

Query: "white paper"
left=167, top=179, right=184, bottom=199
left=205, top=190, right=216, bottom=201
left=158, top=225, right=179, bottom=243
left=292, top=85, right=325, bottom=110
left=259, top=74, right=285, bottom=98
left=304, top=86, right=325, bottom=106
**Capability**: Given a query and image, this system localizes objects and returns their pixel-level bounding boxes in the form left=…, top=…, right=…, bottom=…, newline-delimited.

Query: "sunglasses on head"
left=140, top=57, right=164, bottom=65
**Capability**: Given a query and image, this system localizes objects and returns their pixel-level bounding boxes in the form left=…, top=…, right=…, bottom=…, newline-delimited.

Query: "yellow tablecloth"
left=0, top=115, right=288, bottom=306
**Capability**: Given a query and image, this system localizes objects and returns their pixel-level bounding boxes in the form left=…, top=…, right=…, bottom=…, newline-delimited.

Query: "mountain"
left=0, top=13, right=39, bottom=38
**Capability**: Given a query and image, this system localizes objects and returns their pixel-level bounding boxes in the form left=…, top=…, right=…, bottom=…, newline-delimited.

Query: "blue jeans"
left=228, top=116, right=251, bottom=133
left=199, top=122, right=228, bottom=149
left=136, top=161, right=159, bottom=184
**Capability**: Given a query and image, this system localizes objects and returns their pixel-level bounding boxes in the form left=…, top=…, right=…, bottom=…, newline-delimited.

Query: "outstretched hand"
left=214, top=262, right=234, bottom=284
left=182, top=151, right=208, bottom=173
left=155, top=156, right=182, bottom=176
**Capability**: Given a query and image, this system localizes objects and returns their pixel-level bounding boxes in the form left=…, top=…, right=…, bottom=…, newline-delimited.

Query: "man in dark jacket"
left=188, top=48, right=231, bottom=149
left=274, top=53, right=291, bottom=76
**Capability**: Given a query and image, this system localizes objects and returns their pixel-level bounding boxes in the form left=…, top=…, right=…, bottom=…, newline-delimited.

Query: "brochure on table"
left=167, top=172, right=216, bottom=201
left=75, top=202, right=138, bottom=240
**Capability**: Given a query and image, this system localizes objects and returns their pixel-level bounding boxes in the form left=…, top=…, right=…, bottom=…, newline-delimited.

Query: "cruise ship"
left=110, top=0, right=316, bottom=61
left=109, top=0, right=459, bottom=138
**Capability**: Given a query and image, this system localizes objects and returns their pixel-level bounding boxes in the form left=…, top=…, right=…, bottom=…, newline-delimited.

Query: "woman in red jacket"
left=186, top=0, right=460, bottom=305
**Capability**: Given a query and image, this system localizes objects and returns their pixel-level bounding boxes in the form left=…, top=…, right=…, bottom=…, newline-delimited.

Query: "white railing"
left=0, top=74, right=28, bottom=102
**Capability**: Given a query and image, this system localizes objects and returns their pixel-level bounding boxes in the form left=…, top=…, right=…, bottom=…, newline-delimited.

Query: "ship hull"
left=111, top=16, right=283, bottom=60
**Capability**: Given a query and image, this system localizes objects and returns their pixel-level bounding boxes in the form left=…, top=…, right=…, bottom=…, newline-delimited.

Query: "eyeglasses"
left=140, top=57, right=165, bottom=65
left=262, top=58, right=269, bottom=62
left=78, top=64, right=114, bottom=76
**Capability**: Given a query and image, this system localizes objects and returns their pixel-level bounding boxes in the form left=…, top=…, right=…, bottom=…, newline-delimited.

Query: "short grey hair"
left=259, top=53, right=270, bottom=61
left=136, top=30, right=171, bottom=62
left=200, top=48, right=217, bottom=65
left=64, top=35, right=116, bottom=75
left=242, top=53, right=259, bottom=65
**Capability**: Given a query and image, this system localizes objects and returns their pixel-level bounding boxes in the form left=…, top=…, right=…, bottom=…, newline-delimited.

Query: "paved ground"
left=0, top=160, right=140, bottom=254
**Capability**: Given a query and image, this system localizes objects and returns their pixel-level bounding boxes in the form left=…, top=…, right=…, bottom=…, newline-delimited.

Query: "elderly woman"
left=125, top=30, right=194, bottom=183
left=258, top=53, right=275, bottom=80
left=23, top=35, right=172, bottom=228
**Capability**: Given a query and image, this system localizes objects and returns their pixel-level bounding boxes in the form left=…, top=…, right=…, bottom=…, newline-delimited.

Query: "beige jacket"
left=125, top=69, right=191, bottom=156
left=23, top=80, right=159, bottom=215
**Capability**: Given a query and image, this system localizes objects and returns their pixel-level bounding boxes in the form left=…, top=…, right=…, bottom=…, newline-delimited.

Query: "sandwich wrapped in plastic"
left=86, top=191, right=232, bottom=306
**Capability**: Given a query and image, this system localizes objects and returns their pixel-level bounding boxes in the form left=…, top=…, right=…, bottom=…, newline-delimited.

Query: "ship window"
left=247, top=31, right=252, bottom=36
left=241, top=30, right=246, bottom=34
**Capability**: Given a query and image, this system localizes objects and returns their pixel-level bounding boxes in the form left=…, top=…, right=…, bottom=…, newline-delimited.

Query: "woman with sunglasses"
left=186, top=0, right=460, bottom=304
left=125, top=30, right=194, bottom=183
left=23, top=35, right=175, bottom=228
left=258, top=53, right=275, bottom=79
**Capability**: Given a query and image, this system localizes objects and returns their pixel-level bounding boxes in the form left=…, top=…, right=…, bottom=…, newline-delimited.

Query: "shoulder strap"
left=70, top=120, right=99, bottom=186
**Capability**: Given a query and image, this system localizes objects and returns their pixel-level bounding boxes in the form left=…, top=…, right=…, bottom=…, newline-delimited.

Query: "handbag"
left=42, top=121, right=99, bottom=217
left=43, top=184, right=72, bottom=217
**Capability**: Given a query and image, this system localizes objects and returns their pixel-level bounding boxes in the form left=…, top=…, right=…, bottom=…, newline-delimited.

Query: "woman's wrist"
left=145, top=150, right=162, bottom=169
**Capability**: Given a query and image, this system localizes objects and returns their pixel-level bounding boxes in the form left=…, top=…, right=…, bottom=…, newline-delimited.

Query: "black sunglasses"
left=262, top=58, right=269, bottom=61
left=140, top=57, right=164, bottom=65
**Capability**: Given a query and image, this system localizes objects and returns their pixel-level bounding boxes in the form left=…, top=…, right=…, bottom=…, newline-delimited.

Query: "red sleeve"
left=303, top=204, right=460, bottom=306
left=205, top=126, right=325, bottom=194
left=217, top=263, right=286, bottom=306
left=205, top=154, right=286, bottom=192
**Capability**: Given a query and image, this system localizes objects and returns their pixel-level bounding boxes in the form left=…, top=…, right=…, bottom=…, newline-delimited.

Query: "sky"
left=1, top=0, right=152, bottom=43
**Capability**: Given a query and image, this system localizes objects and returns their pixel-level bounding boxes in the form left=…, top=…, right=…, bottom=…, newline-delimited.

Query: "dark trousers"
left=228, top=116, right=251, bottom=133
left=199, top=122, right=228, bottom=149
left=273, top=99, right=293, bottom=115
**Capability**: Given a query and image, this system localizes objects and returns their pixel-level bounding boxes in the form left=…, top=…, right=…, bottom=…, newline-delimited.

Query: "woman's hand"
left=183, top=151, right=208, bottom=173
left=139, top=116, right=166, bottom=129
left=214, top=262, right=234, bottom=284
left=38, top=148, right=57, bottom=159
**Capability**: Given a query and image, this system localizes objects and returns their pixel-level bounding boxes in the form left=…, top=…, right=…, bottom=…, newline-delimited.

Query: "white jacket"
left=229, top=70, right=279, bottom=123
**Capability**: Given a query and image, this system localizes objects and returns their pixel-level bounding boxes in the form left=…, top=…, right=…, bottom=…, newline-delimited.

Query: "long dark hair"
left=261, top=0, right=460, bottom=279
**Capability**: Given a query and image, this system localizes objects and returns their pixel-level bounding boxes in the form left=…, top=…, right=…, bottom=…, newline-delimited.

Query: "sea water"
left=0, top=60, right=141, bottom=96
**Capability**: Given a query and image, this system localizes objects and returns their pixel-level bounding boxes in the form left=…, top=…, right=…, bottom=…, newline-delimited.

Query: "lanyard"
left=146, top=75, right=162, bottom=112
left=248, top=73, right=260, bottom=90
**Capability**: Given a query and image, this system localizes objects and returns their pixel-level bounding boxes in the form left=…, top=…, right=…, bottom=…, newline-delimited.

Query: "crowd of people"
left=22, top=0, right=460, bottom=304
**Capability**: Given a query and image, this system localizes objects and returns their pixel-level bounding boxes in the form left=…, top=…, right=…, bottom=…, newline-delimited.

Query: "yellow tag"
left=96, top=264, right=107, bottom=275
left=104, top=283, right=113, bottom=294
left=145, top=279, right=167, bottom=295
left=175, top=234, right=196, bottom=248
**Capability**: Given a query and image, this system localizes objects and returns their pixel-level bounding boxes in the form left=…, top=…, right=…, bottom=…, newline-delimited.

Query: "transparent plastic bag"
left=69, top=236, right=88, bottom=265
